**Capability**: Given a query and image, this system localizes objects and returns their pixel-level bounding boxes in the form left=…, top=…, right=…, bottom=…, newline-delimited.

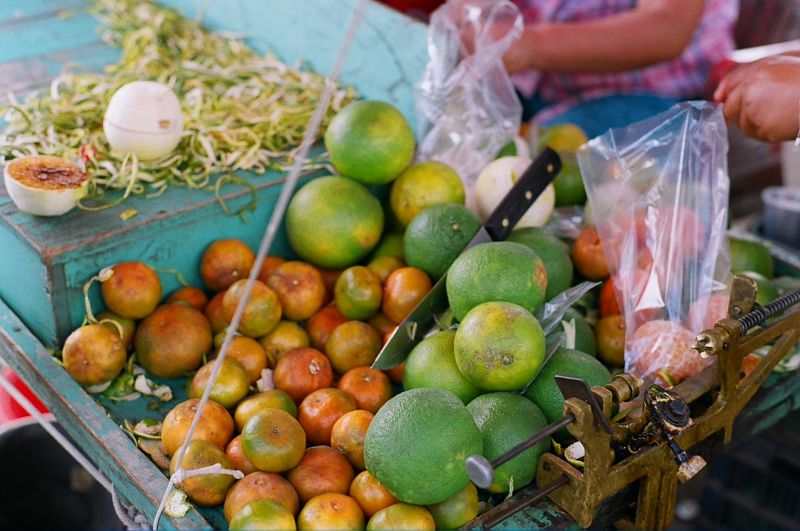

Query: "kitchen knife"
left=372, top=148, right=562, bottom=370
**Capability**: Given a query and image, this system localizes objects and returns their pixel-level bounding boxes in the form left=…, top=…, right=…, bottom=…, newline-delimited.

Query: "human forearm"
left=504, top=0, right=704, bottom=74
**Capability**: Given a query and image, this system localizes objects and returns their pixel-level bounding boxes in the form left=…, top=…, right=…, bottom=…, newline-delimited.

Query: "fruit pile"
left=59, top=98, right=787, bottom=529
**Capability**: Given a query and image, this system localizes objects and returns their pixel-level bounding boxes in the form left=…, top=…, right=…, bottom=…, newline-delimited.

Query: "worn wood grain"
left=0, top=0, right=86, bottom=23
left=0, top=43, right=118, bottom=104
left=0, top=10, right=101, bottom=64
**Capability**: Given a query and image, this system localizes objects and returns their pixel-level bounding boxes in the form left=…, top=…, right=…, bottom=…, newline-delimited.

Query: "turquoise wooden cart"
left=0, top=1, right=429, bottom=528
left=0, top=2, right=799, bottom=529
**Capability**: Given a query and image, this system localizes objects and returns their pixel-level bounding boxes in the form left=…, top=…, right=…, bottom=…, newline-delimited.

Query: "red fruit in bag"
left=628, top=320, right=708, bottom=383
left=599, top=279, right=621, bottom=317
left=613, top=257, right=666, bottom=328
left=571, top=227, right=609, bottom=280
left=655, top=206, right=705, bottom=259
left=688, top=292, right=730, bottom=332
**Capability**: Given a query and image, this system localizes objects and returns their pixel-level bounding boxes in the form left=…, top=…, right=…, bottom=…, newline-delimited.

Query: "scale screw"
left=693, top=333, right=716, bottom=358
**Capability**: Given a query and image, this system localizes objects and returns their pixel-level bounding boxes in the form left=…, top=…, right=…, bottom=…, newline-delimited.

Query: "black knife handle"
left=484, top=148, right=562, bottom=241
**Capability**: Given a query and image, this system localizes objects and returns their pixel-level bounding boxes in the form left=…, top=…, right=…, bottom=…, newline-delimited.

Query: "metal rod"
left=738, top=287, right=800, bottom=332
left=481, top=474, right=570, bottom=529
left=491, top=414, right=574, bottom=469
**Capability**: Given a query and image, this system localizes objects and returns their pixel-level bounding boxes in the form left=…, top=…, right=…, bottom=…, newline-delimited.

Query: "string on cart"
left=151, top=1, right=368, bottom=528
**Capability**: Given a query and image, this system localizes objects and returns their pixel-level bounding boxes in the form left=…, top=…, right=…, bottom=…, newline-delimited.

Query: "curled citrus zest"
left=82, top=269, right=113, bottom=324
left=97, top=317, right=124, bottom=340
left=159, top=268, right=188, bottom=287
left=0, top=0, right=356, bottom=212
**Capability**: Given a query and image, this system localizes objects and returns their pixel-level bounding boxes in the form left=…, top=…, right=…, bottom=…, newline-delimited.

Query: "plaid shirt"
left=512, top=0, right=739, bottom=123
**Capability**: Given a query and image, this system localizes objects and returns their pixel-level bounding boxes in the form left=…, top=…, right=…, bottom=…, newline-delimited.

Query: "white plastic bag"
left=416, top=0, right=523, bottom=207
left=578, top=101, right=731, bottom=385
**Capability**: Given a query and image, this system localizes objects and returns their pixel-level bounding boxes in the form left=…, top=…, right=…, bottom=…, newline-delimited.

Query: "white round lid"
left=104, top=80, right=184, bottom=135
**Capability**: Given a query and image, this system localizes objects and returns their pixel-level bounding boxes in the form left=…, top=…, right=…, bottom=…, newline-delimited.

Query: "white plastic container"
left=762, top=186, right=800, bottom=248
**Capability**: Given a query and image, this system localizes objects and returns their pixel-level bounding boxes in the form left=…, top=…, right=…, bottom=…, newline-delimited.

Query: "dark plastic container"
left=0, top=417, right=122, bottom=530
left=762, top=186, right=800, bottom=249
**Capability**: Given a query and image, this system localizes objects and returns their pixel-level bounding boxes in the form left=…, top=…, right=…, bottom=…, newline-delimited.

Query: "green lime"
left=537, top=123, right=588, bottom=153
left=729, top=236, right=774, bottom=279
left=467, top=392, right=549, bottom=493
left=229, top=499, right=296, bottom=531
left=507, top=227, right=572, bottom=299
left=371, top=232, right=405, bottom=260
left=454, top=302, right=545, bottom=392
left=286, top=176, right=384, bottom=269
left=446, top=241, right=548, bottom=321
left=325, top=100, right=415, bottom=185
left=426, top=482, right=479, bottom=529
left=364, top=388, right=482, bottom=505
left=403, top=330, right=481, bottom=404
left=389, top=162, right=465, bottom=227
left=404, top=204, right=480, bottom=279
left=525, top=348, right=611, bottom=423
left=335, top=266, right=383, bottom=320
left=552, top=157, right=586, bottom=207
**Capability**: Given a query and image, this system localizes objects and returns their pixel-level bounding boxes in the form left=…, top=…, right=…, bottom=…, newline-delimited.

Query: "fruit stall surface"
left=0, top=1, right=427, bottom=528
left=1, top=1, right=800, bottom=530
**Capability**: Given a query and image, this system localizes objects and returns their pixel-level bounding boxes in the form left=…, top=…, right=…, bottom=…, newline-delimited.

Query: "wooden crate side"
left=0, top=6, right=102, bottom=64
left=0, top=297, right=211, bottom=530
left=0, top=43, right=120, bottom=104
left=0, top=218, right=58, bottom=345
left=0, top=0, right=86, bottom=22
left=54, top=173, right=316, bottom=345
left=158, top=0, right=429, bottom=128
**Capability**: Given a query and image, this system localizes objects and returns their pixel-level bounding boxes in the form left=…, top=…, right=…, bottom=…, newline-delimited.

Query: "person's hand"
left=457, top=5, right=530, bottom=74
left=714, top=54, right=800, bottom=142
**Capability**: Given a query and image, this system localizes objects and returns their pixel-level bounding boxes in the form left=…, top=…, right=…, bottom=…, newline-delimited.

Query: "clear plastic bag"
left=577, top=101, right=731, bottom=385
left=416, top=0, right=523, bottom=207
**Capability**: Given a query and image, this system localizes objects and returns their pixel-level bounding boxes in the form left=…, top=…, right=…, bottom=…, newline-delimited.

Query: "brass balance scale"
left=466, top=275, right=800, bottom=529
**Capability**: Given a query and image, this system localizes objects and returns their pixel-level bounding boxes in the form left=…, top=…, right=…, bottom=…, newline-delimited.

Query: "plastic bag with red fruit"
left=576, top=101, right=731, bottom=386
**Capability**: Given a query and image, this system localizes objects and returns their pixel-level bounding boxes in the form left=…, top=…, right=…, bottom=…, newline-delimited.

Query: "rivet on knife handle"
left=484, top=148, right=561, bottom=242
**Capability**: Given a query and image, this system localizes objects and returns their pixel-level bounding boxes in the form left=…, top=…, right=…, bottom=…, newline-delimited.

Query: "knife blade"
left=372, top=148, right=562, bottom=370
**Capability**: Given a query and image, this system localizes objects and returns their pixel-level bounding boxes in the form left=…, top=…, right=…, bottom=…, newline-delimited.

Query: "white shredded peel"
left=113, top=392, right=141, bottom=402
left=133, top=374, right=173, bottom=402
left=164, top=489, right=192, bottom=518
left=562, top=318, right=577, bottom=350
left=565, top=441, right=585, bottom=468
left=138, top=439, right=171, bottom=470
left=0, top=0, right=357, bottom=212
left=256, top=368, right=275, bottom=392
left=132, top=419, right=162, bottom=439
left=565, top=441, right=585, bottom=461
left=85, top=381, right=112, bottom=394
